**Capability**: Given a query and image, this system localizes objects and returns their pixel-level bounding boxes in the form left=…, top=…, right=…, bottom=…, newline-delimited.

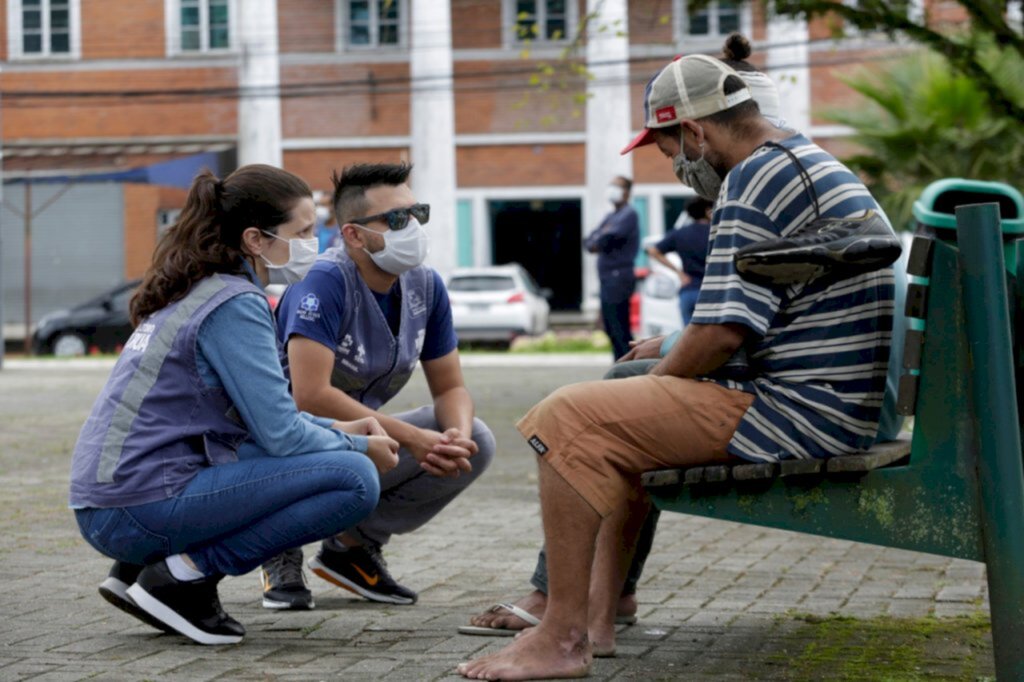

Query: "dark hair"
left=720, top=33, right=757, bottom=72
left=615, top=176, right=633, bottom=193
left=331, top=162, right=413, bottom=224
left=686, top=197, right=714, bottom=221
left=130, top=164, right=311, bottom=325
left=699, top=74, right=761, bottom=130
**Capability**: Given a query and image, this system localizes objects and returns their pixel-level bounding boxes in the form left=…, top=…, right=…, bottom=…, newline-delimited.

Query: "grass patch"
left=510, top=331, right=611, bottom=353
left=769, top=612, right=992, bottom=681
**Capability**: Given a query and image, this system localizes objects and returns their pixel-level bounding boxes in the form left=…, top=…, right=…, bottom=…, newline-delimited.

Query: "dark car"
left=32, top=280, right=141, bottom=356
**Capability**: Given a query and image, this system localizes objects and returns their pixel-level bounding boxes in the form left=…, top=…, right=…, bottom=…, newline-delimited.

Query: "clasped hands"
left=331, top=417, right=477, bottom=478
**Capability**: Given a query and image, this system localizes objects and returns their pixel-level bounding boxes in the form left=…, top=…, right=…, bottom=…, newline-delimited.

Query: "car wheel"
left=52, top=332, right=88, bottom=357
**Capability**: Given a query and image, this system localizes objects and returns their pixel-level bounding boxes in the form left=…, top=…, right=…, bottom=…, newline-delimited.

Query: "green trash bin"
left=912, top=178, right=1024, bottom=271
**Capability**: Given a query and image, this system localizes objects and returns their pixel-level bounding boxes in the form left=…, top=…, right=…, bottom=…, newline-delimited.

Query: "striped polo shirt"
left=692, top=133, right=895, bottom=462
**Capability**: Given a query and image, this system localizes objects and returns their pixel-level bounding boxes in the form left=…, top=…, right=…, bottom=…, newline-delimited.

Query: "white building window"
left=506, top=0, right=576, bottom=44
left=166, top=0, right=235, bottom=55
left=338, top=0, right=406, bottom=49
left=679, top=0, right=743, bottom=38
left=6, top=0, right=80, bottom=60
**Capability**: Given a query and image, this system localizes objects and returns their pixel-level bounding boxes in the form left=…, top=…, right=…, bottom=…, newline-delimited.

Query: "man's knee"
left=603, top=359, right=657, bottom=380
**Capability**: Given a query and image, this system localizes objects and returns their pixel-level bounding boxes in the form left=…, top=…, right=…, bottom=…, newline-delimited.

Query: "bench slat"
left=703, top=466, right=730, bottom=483
left=779, top=458, right=823, bottom=477
left=825, top=437, right=912, bottom=473
left=642, top=435, right=913, bottom=489
left=906, top=235, right=934, bottom=278
left=732, top=463, right=776, bottom=481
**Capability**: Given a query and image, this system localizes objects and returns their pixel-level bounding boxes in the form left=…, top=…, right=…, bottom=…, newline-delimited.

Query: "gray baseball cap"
left=621, top=54, right=752, bottom=154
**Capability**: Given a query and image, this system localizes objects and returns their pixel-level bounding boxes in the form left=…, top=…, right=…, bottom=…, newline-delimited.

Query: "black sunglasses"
left=350, top=203, right=430, bottom=231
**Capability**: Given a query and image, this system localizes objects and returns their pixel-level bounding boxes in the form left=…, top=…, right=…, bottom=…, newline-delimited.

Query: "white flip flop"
left=457, top=602, right=540, bottom=636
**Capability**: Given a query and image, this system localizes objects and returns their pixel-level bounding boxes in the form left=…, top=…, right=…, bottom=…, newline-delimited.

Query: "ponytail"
left=130, top=165, right=311, bottom=325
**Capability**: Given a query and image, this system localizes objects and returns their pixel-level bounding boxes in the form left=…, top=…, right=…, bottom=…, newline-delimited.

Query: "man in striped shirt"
left=458, top=55, right=894, bottom=681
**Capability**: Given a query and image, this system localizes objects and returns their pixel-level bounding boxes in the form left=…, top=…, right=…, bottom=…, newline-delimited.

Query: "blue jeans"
left=75, top=451, right=379, bottom=576
left=678, top=287, right=700, bottom=327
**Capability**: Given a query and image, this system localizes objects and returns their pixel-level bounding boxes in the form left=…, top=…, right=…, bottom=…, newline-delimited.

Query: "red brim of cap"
left=620, top=128, right=657, bottom=155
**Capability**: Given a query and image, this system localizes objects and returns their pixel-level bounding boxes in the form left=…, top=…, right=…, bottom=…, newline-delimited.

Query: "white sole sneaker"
left=99, top=577, right=175, bottom=633
left=261, top=596, right=315, bottom=610
left=307, top=555, right=414, bottom=605
left=126, top=583, right=244, bottom=645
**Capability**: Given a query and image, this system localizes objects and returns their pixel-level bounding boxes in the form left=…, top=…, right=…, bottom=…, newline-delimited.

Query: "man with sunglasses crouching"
left=260, top=163, right=495, bottom=610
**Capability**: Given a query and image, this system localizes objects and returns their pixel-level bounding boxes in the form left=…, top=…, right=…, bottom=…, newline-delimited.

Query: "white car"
left=638, top=236, right=685, bottom=339
left=447, top=265, right=551, bottom=345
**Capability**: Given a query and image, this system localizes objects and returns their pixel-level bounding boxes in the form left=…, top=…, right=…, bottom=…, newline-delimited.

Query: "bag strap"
left=764, top=140, right=820, bottom=220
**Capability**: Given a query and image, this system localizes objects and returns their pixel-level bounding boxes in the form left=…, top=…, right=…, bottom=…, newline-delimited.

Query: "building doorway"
left=489, top=199, right=582, bottom=311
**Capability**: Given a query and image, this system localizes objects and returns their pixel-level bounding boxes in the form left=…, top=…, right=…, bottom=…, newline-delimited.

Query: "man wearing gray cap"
left=458, top=54, right=894, bottom=680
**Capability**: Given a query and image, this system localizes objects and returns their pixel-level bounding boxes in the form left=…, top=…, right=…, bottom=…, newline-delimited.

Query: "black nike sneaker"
left=735, top=210, right=902, bottom=285
left=260, top=548, right=314, bottom=610
left=308, top=541, right=417, bottom=605
left=98, top=561, right=175, bottom=633
left=126, top=560, right=245, bottom=645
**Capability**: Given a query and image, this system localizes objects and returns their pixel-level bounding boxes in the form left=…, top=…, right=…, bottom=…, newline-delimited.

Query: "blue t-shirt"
left=276, top=264, right=457, bottom=363
left=654, top=220, right=711, bottom=291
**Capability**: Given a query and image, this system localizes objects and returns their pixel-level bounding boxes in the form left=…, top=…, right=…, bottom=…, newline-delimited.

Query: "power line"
left=1, top=37, right=917, bottom=107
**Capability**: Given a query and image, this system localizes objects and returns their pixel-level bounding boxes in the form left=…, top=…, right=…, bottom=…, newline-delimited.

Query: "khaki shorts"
left=516, top=375, right=754, bottom=517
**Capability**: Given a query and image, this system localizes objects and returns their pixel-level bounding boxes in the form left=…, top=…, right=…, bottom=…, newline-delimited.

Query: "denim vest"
left=320, top=249, right=433, bottom=410
left=69, top=274, right=264, bottom=508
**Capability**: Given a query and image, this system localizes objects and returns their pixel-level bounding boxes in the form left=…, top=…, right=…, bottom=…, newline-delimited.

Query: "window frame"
left=336, top=0, right=409, bottom=51
left=6, top=0, right=81, bottom=61
left=503, top=0, right=578, bottom=47
left=165, top=0, right=238, bottom=56
left=672, top=0, right=752, bottom=46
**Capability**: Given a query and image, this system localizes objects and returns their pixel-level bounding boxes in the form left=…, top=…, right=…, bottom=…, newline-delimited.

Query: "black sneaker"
left=98, top=561, right=175, bottom=633
left=126, top=560, right=245, bottom=645
left=734, top=210, right=902, bottom=285
left=308, top=542, right=417, bottom=605
left=260, top=548, right=314, bottom=610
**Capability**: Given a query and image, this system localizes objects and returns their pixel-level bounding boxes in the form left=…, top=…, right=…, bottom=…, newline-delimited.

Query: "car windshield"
left=448, top=275, right=517, bottom=292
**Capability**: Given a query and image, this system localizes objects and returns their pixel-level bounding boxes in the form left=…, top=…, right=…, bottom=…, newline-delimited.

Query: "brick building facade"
left=1, top=0, right=962, bottom=325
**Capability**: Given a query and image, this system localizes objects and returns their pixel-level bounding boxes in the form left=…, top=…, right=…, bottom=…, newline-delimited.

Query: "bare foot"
left=468, top=591, right=638, bottom=632
left=457, top=625, right=591, bottom=680
left=617, top=592, right=637, bottom=619
left=589, top=621, right=616, bottom=658
left=468, top=591, right=547, bottom=631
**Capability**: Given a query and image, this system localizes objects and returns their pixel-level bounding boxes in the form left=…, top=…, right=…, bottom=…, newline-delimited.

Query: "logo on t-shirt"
left=298, top=293, right=321, bottom=322
left=408, top=290, right=427, bottom=317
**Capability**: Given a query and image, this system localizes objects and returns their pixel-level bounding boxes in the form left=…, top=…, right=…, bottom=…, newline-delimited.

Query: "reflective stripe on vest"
left=97, top=277, right=227, bottom=482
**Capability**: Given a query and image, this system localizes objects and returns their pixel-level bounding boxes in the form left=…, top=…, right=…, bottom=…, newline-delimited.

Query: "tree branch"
left=773, top=0, right=1024, bottom=122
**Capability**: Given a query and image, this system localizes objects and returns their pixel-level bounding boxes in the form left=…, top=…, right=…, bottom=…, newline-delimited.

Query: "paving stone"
left=0, top=364, right=997, bottom=681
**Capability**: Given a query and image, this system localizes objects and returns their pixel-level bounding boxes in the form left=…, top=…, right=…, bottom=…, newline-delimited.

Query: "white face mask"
left=315, top=205, right=331, bottom=223
left=606, top=184, right=625, bottom=205
left=260, top=231, right=319, bottom=285
left=355, top=219, right=431, bottom=275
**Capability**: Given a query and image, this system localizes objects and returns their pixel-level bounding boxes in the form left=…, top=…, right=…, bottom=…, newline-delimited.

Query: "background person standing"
left=646, top=197, right=712, bottom=327
left=584, top=176, right=639, bottom=359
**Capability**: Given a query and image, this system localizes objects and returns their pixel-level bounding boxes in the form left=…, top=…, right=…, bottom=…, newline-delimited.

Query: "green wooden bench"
left=642, top=203, right=1024, bottom=679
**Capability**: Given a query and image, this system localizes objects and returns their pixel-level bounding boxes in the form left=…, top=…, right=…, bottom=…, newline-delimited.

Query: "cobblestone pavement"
left=0, top=359, right=993, bottom=681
